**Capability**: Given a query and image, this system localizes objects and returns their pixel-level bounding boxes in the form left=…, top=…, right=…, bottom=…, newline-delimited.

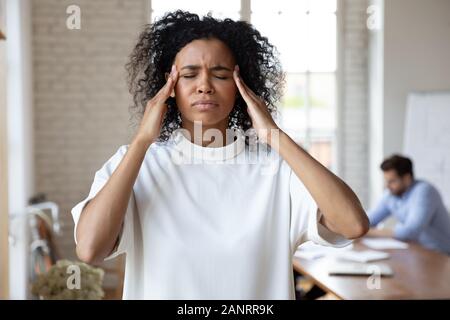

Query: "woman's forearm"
left=76, top=137, right=151, bottom=264
left=75, top=68, right=177, bottom=264
left=270, top=130, right=369, bottom=239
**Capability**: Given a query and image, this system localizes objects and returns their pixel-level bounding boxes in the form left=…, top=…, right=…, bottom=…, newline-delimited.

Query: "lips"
left=192, top=100, right=219, bottom=110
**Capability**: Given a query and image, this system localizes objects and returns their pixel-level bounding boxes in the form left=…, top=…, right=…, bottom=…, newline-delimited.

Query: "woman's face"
left=173, top=38, right=238, bottom=130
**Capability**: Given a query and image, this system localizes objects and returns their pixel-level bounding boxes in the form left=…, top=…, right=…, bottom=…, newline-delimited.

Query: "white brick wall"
left=32, top=0, right=147, bottom=270
left=340, top=0, right=369, bottom=206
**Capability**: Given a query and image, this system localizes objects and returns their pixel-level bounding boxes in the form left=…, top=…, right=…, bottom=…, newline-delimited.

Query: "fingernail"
left=171, top=64, right=176, bottom=74
left=235, top=65, right=240, bottom=72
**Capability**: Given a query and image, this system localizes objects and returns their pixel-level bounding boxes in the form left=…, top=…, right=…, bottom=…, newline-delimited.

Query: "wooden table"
left=293, top=240, right=450, bottom=299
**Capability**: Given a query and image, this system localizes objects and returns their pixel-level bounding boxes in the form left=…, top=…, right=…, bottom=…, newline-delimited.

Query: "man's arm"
left=368, top=193, right=392, bottom=227
left=393, top=185, right=436, bottom=241
left=366, top=227, right=394, bottom=238
left=365, top=193, right=394, bottom=238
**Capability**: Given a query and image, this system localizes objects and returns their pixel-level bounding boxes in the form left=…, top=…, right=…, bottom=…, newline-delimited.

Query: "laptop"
left=327, top=261, right=394, bottom=277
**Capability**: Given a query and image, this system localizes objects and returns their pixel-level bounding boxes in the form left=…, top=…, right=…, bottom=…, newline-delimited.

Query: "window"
left=150, top=0, right=338, bottom=170
left=251, top=0, right=337, bottom=170
left=151, top=0, right=240, bottom=21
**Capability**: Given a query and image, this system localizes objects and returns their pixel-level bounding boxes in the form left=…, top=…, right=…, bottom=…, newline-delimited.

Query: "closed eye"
left=181, top=74, right=229, bottom=80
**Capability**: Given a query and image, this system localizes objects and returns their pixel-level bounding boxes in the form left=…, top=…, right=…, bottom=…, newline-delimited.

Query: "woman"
left=72, top=10, right=369, bottom=299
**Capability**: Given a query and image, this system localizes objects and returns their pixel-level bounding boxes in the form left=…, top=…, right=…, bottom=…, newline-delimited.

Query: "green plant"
left=31, top=259, right=105, bottom=300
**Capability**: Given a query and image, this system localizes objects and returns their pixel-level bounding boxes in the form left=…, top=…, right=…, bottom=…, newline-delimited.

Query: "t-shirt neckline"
left=173, top=129, right=246, bottom=161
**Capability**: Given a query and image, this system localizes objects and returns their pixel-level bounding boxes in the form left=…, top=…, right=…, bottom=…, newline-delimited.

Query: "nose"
left=196, top=74, right=214, bottom=94
left=197, top=87, right=213, bottom=94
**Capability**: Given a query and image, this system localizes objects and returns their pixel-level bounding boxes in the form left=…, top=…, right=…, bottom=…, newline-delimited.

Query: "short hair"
left=380, top=154, right=414, bottom=177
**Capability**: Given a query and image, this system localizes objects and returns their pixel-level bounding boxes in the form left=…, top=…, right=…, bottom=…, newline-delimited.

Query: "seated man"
left=368, top=154, right=450, bottom=255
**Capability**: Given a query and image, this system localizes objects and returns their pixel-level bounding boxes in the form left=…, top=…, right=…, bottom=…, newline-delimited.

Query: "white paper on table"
left=294, top=241, right=354, bottom=260
left=294, top=250, right=326, bottom=260
left=338, top=250, right=391, bottom=263
left=362, top=238, right=409, bottom=250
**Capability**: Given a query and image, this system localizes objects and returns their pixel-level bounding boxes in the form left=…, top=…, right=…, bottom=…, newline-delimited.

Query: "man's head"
left=380, top=155, right=414, bottom=196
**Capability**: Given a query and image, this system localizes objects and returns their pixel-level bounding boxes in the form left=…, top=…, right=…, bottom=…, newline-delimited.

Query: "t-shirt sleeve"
left=71, top=145, right=136, bottom=261
left=287, top=164, right=352, bottom=252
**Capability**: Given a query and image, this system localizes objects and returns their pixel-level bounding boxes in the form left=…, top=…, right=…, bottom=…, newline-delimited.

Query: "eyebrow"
left=180, top=65, right=232, bottom=72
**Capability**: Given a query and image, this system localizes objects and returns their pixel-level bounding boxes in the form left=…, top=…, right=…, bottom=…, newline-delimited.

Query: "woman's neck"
left=181, top=119, right=229, bottom=147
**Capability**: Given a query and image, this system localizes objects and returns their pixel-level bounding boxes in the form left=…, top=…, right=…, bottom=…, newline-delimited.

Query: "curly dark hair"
left=125, top=10, right=284, bottom=142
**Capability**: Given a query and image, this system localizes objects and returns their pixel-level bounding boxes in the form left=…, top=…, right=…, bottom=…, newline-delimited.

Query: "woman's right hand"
left=133, top=65, right=178, bottom=146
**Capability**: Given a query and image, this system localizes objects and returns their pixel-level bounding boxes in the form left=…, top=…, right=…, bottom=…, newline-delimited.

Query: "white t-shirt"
left=71, top=130, right=351, bottom=299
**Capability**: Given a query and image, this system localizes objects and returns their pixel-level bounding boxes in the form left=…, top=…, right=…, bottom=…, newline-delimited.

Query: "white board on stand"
left=403, top=92, right=450, bottom=210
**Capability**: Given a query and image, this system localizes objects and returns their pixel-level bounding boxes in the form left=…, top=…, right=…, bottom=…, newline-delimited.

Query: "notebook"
left=327, top=261, right=394, bottom=277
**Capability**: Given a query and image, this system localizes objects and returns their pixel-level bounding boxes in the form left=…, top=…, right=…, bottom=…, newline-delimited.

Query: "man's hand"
left=366, top=227, right=394, bottom=238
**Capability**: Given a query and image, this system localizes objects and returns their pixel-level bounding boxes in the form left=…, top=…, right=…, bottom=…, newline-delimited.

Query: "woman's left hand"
left=233, top=65, right=280, bottom=144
